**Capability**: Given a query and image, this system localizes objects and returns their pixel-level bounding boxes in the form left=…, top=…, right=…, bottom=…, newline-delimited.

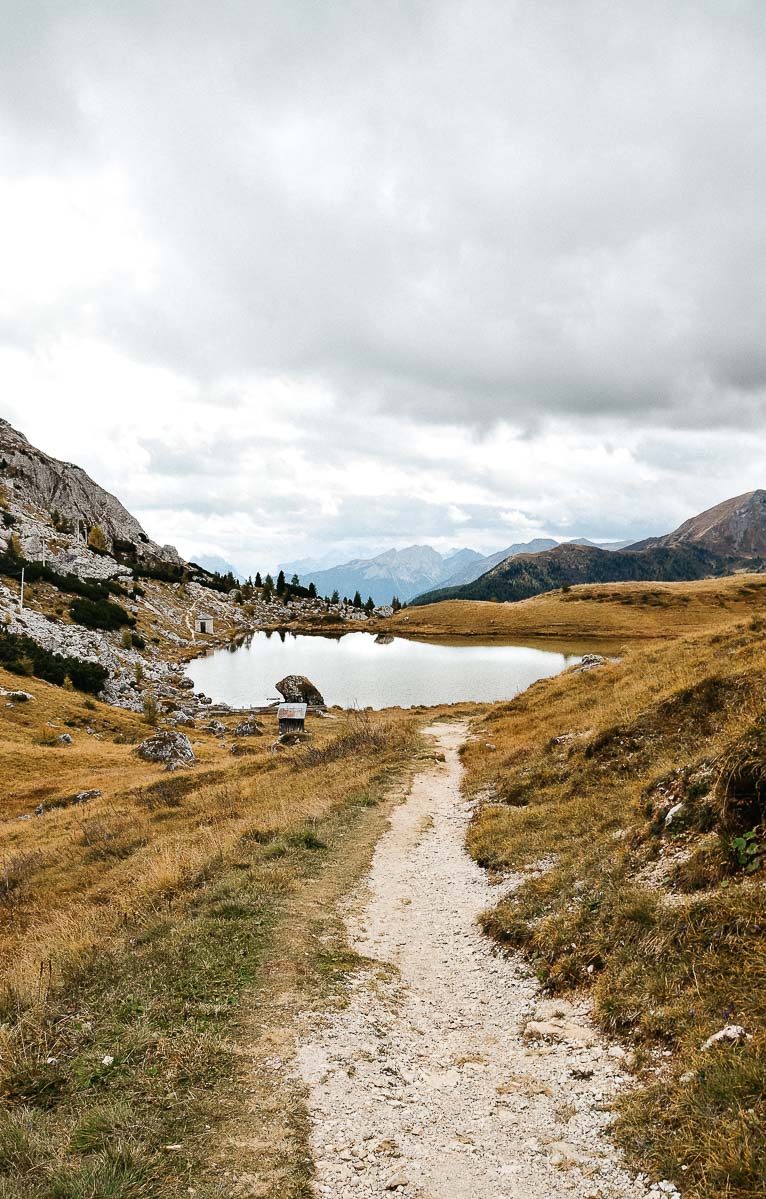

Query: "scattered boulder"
left=204, top=720, right=226, bottom=735
left=58, top=733, right=73, bottom=745
left=136, top=730, right=196, bottom=767
left=275, top=675, right=325, bottom=706
left=701, top=1024, right=751, bottom=1051
left=0, top=688, right=34, bottom=703
left=574, top=654, right=607, bottom=673
left=230, top=743, right=258, bottom=757
left=35, top=789, right=101, bottom=817
left=171, top=711, right=196, bottom=727
left=176, top=676, right=195, bottom=690
left=375, top=633, right=395, bottom=645
left=234, top=719, right=262, bottom=737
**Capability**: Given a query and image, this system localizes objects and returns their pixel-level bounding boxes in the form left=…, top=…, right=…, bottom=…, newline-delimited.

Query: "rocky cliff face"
left=0, top=418, right=181, bottom=565
left=630, top=490, right=766, bottom=562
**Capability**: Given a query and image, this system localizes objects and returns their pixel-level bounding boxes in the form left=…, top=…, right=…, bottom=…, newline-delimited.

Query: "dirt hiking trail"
left=297, top=720, right=656, bottom=1199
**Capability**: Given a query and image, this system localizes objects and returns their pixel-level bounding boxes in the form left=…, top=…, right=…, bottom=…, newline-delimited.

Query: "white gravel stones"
left=296, top=722, right=663, bottom=1199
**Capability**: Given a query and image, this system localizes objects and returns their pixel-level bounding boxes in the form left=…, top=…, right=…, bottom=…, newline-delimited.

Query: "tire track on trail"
left=296, top=720, right=659, bottom=1199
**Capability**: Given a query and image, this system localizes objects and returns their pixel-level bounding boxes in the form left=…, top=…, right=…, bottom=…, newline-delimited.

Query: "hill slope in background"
left=629, top=489, right=766, bottom=560
left=296, top=544, right=484, bottom=605
left=434, top=538, right=559, bottom=589
left=413, top=493, right=766, bottom=606
left=413, top=541, right=730, bottom=605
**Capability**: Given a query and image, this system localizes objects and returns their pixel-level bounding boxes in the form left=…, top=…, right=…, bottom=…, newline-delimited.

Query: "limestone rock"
left=136, top=730, right=196, bottom=766
left=275, top=674, right=325, bottom=706
left=574, top=653, right=607, bottom=673
left=35, top=789, right=101, bottom=817
left=701, top=1024, right=751, bottom=1051
left=234, top=719, right=262, bottom=737
left=523, top=1018, right=598, bottom=1046
left=0, top=417, right=181, bottom=566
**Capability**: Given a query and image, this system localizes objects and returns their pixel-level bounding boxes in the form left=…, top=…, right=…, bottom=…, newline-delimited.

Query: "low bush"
left=69, top=597, right=135, bottom=631
left=0, top=630, right=108, bottom=694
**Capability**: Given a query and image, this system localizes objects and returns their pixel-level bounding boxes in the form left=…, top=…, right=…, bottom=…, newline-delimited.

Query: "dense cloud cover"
left=1, top=1, right=765, bottom=570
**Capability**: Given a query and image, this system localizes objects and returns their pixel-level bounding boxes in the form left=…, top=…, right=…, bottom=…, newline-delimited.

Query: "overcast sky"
left=2, top=1, right=766, bottom=572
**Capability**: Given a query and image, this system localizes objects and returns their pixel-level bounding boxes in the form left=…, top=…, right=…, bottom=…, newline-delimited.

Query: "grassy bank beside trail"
left=380, top=573, right=766, bottom=643
left=0, top=673, right=443, bottom=1198
left=462, top=619, right=766, bottom=1199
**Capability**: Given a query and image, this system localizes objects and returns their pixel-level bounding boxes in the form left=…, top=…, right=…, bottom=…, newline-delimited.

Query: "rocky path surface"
left=296, top=721, right=658, bottom=1199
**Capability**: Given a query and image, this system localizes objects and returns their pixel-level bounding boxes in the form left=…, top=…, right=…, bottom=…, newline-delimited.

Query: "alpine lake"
left=187, top=628, right=609, bottom=710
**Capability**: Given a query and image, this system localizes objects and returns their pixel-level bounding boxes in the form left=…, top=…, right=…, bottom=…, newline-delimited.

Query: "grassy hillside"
left=461, top=619, right=766, bottom=1198
left=0, top=671, right=437, bottom=1197
left=413, top=541, right=729, bottom=605
left=381, top=574, right=766, bottom=642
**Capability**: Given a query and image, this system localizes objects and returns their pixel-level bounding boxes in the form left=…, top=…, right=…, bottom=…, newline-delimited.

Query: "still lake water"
left=187, top=630, right=588, bottom=710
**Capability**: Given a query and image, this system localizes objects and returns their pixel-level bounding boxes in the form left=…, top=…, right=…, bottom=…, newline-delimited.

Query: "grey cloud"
left=3, top=1, right=766, bottom=428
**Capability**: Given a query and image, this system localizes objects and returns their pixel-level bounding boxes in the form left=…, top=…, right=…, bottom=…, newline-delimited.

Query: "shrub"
left=142, top=694, right=158, bottom=726
left=0, top=629, right=108, bottom=694
left=69, top=597, right=134, bottom=631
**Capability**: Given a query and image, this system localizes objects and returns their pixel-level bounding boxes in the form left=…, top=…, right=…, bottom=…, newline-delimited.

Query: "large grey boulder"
left=136, top=730, right=196, bottom=766
left=275, top=675, right=325, bottom=706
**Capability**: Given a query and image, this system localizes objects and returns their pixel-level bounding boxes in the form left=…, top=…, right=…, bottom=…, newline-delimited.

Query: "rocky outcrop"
left=275, top=675, right=325, bottom=706
left=0, top=417, right=181, bottom=565
left=136, top=730, right=196, bottom=766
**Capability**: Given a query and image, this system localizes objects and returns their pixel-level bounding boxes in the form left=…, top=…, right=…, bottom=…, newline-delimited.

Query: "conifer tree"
left=87, top=525, right=108, bottom=552
left=353, top=590, right=362, bottom=608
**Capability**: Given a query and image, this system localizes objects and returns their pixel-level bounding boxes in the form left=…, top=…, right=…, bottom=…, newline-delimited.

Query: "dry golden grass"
left=381, top=573, right=766, bottom=642
left=0, top=670, right=438, bottom=1197
left=462, top=619, right=766, bottom=1198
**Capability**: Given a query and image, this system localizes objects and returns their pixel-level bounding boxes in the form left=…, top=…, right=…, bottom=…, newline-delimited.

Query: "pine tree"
left=308, top=582, right=317, bottom=598
left=255, top=571, right=262, bottom=588
left=391, top=596, right=402, bottom=611
left=353, top=590, right=362, bottom=608
left=331, top=589, right=339, bottom=604
left=291, top=573, right=300, bottom=587
left=364, top=595, right=375, bottom=613
left=276, top=569, right=286, bottom=594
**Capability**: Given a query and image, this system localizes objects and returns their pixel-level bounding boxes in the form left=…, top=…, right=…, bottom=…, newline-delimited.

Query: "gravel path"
left=296, top=721, right=658, bottom=1199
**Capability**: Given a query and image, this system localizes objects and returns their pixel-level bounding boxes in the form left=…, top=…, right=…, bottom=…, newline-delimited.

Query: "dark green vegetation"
left=0, top=550, right=128, bottom=604
left=413, top=541, right=730, bottom=605
left=68, top=596, right=135, bottom=631
left=0, top=629, right=108, bottom=694
left=463, top=623, right=766, bottom=1198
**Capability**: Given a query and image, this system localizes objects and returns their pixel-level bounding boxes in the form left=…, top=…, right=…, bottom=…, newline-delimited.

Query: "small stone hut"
left=278, top=702, right=307, bottom=734
left=195, top=614, right=214, bottom=635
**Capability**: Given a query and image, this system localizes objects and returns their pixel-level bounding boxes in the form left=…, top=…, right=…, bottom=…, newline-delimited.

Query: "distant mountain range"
left=289, top=545, right=485, bottom=606
left=191, top=554, right=243, bottom=580
left=281, top=536, right=641, bottom=605
left=412, top=491, right=766, bottom=606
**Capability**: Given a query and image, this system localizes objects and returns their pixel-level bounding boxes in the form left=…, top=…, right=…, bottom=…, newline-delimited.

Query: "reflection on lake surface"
left=187, top=630, right=589, bottom=710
